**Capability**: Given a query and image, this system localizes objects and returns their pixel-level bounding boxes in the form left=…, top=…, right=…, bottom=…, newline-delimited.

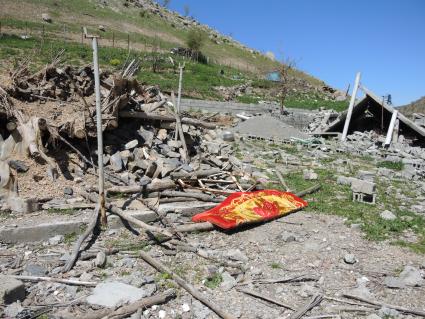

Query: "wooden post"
left=83, top=27, right=107, bottom=227
left=42, top=24, right=45, bottom=40
left=25, top=22, right=28, bottom=36
left=112, top=32, right=115, bottom=48
left=127, top=33, right=130, bottom=53
left=384, top=110, right=398, bottom=146
left=0, top=21, right=2, bottom=37
left=177, top=62, right=185, bottom=114
left=81, top=28, right=84, bottom=44
left=341, top=72, right=361, bottom=141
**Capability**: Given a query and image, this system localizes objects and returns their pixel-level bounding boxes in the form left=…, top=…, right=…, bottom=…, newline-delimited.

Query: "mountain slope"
left=399, top=96, right=425, bottom=118
left=0, top=0, right=346, bottom=109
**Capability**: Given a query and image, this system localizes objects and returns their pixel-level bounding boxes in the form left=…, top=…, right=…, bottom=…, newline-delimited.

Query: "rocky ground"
left=1, top=131, right=425, bottom=319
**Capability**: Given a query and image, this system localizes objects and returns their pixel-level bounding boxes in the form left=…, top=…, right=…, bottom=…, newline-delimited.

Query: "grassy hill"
left=0, top=0, right=347, bottom=110
left=399, top=96, right=425, bottom=118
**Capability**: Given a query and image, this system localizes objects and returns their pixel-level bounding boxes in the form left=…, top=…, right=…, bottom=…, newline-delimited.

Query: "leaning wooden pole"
left=84, top=27, right=107, bottom=226
left=341, top=72, right=361, bottom=141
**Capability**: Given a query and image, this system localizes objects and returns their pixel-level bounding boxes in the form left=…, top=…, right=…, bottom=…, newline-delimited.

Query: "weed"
left=270, top=262, right=283, bottom=269
left=377, top=161, right=404, bottom=171
left=204, top=273, right=222, bottom=289
left=64, top=232, right=77, bottom=245
left=47, top=208, right=76, bottom=215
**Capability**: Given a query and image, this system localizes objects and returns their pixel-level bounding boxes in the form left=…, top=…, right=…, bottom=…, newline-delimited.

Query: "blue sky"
left=165, top=0, right=425, bottom=106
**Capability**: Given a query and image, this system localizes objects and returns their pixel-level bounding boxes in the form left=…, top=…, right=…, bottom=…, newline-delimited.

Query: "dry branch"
left=62, top=206, right=99, bottom=272
left=237, top=288, right=295, bottom=310
left=81, top=191, right=174, bottom=238
left=119, top=111, right=217, bottom=129
left=77, top=289, right=176, bottom=319
left=288, top=294, right=323, bottom=319
left=139, top=251, right=237, bottom=319
left=342, top=293, right=425, bottom=317
left=9, top=275, right=96, bottom=287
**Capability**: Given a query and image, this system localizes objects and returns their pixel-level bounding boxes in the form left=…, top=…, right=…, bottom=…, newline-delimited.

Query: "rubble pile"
left=0, top=61, right=264, bottom=210
left=307, top=108, right=339, bottom=132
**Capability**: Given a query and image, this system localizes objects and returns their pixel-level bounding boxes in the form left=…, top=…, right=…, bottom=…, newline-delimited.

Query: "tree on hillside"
left=278, top=57, right=296, bottom=115
left=186, top=29, right=205, bottom=52
left=184, top=4, right=190, bottom=17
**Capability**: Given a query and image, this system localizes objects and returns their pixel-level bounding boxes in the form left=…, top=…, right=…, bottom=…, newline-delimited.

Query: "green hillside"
left=0, top=0, right=346, bottom=110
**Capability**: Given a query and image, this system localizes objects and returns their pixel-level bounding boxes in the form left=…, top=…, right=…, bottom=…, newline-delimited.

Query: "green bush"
left=186, top=29, right=205, bottom=52
left=109, top=58, right=121, bottom=66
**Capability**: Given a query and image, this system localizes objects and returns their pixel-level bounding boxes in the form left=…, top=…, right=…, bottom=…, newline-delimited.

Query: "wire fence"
left=0, top=21, right=266, bottom=75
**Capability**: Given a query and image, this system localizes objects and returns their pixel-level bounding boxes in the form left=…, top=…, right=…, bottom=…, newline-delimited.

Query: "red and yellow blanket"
left=192, top=190, right=307, bottom=229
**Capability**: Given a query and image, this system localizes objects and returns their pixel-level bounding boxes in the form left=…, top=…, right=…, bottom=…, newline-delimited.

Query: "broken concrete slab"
left=0, top=276, right=25, bottom=304
left=86, top=281, right=148, bottom=307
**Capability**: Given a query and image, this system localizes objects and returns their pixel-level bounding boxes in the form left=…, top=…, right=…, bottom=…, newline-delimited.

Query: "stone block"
left=0, top=276, right=25, bottom=304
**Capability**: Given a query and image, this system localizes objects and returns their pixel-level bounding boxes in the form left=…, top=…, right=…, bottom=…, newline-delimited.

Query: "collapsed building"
left=323, top=86, right=425, bottom=147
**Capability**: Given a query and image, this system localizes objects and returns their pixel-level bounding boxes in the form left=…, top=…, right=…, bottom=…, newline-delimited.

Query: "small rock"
left=385, top=265, right=423, bottom=288
left=378, top=306, right=400, bottom=318
left=64, top=187, right=73, bottom=196
left=220, top=272, right=236, bottom=291
left=125, top=139, right=139, bottom=150
left=48, top=235, right=64, bottom=245
left=110, top=152, right=123, bottom=172
left=182, top=303, right=190, bottom=312
left=226, top=249, right=248, bottom=262
left=4, top=301, right=24, bottom=317
left=157, top=129, right=168, bottom=141
left=303, top=169, right=318, bottom=180
left=380, top=210, right=396, bottom=221
left=158, top=310, right=166, bottom=319
left=95, top=251, right=107, bottom=268
left=98, top=25, right=106, bottom=32
left=8, top=160, right=29, bottom=173
left=281, top=231, right=297, bottom=242
left=24, top=263, right=47, bottom=276
left=344, top=253, right=357, bottom=265
left=366, top=314, right=381, bottom=319
left=42, top=13, right=52, bottom=23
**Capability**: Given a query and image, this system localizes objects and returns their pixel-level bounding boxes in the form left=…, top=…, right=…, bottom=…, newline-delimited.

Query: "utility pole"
left=341, top=72, right=361, bottom=141
left=177, top=62, right=185, bottom=114
left=83, top=27, right=107, bottom=227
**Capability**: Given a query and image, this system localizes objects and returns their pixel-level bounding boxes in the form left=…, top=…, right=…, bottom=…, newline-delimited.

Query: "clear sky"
left=165, top=0, right=425, bottom=106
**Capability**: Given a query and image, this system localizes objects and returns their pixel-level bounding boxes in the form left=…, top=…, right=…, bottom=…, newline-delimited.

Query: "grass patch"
left=285, top=97, right=348, bottom=112
left=64, top=232, right=77, bottom=245
left=47, top=208, right=76, bottom=215
left=377, top=161, right=404, bottom=171
left=204, top=273, right=223, bottom=289
left=270, top=262, right=283, bottom=269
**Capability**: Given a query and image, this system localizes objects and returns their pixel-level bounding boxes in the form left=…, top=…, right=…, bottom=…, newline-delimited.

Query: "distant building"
left=265, top=71, right=281, bottom=82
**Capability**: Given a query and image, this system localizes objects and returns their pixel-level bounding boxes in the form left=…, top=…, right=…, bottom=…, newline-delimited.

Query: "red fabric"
left=192, top=190, right=307, bottom=229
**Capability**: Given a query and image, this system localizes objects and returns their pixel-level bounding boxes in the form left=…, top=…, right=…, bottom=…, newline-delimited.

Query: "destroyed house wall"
left=325, top=95, right=425, bottom=145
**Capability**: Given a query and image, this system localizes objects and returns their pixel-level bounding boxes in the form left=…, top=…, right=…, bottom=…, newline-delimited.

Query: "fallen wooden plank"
left=119, top=111, right=216, bottom=129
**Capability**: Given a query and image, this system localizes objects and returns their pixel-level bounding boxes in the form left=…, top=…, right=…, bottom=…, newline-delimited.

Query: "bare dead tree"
left=278, top=57, right=296, bottom=115
left=184, top=5, right=190, bottom=17
left=151, top=36, right=160, bottom=73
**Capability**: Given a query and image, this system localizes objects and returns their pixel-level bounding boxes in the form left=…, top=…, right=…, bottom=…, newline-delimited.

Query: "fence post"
left=112, top=32, right=115, bottom=48
left=127, top=34, right=130, bottom=53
